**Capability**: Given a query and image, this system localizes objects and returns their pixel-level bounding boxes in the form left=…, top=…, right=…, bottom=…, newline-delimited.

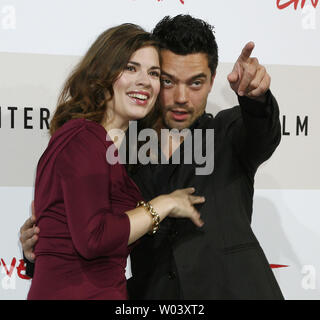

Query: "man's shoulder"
left=214, top=105, right=241, bottom=123
left=197, top=106, right=242, bottom=132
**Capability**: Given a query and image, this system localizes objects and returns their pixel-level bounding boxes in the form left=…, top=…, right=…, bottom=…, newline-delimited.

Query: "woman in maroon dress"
left=27, top=24, right=204, bottom=300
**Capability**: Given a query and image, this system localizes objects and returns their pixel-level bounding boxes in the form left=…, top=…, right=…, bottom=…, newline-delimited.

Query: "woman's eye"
left=126, top=65, right=136, bottom=72
left=150, top=71, right=160, bottom=78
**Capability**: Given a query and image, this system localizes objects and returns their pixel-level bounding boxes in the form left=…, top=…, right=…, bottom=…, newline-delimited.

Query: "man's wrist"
left=238, top=89, right=272, bottom=118
left=247, top=92, right=267, bottom=103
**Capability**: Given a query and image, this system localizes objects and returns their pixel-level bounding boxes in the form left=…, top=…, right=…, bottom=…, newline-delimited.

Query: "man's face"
left=159, top=50, right=215, bottom=130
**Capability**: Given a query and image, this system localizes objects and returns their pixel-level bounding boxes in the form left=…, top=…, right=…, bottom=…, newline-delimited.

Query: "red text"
left=277, top=0, right=319, bottom=10
left=0, top=257, right=31, bottom=280
left=157, top=0, right=185, bottom=4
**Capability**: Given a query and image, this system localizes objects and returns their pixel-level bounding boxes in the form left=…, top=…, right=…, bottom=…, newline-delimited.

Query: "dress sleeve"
left=55, top=127, right=131, bottom=260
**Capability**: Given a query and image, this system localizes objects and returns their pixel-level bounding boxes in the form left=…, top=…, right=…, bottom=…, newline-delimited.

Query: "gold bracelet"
left=137, top=200, right=160, bottom=235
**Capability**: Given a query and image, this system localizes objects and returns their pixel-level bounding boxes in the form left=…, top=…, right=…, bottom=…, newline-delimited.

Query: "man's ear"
left=209, top=71, right=216, bottom=92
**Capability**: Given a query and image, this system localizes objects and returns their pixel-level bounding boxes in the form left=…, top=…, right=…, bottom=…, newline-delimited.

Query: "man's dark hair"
left=152, top=14, right=218, bottom=75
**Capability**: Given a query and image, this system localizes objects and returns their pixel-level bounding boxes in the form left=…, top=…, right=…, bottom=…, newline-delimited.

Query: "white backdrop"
left=0, top=0, right=319, bottom=300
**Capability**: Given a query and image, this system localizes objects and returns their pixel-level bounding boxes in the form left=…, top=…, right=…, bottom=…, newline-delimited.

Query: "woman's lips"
left=129, top=96, right=148, bottom=106
left=127, top=91, right=150, bottom=106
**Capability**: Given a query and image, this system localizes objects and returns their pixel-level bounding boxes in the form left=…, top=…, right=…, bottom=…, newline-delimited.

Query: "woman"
left=27, top=24, right=204, bottom=300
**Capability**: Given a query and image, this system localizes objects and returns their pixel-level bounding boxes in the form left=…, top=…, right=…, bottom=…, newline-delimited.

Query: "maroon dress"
left=27, top=119, right=142, bottom=300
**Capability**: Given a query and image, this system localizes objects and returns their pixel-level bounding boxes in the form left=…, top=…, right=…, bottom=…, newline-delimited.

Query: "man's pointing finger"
left=238, top=41, right=255, bottom=62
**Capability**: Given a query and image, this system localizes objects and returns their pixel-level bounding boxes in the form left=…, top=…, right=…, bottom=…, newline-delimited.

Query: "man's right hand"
left=19, top=201, right=39, bottom=263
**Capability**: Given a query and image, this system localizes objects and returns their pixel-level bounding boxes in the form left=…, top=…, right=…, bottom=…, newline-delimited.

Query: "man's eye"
left=191, top=81, right=202, bottom=87
left=161, top=79, right=172, bottom=86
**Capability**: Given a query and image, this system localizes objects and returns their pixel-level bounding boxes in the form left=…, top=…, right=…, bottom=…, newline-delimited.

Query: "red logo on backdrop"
left=277, top=0, right=319, bottom=9
left=0, top=257, right=287, bottom=282
left=156, top=0, right=185, bottom=4
left=270, top=264, right=289, bottom=269
left=0, top=257, right=31, bottom=280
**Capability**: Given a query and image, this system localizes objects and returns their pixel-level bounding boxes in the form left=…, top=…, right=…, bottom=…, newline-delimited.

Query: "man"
left=20, top=15, right=283, bottom=299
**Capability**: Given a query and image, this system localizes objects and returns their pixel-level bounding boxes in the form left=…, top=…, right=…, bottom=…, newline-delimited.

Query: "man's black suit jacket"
left=127, top=91, right=284, bottom=300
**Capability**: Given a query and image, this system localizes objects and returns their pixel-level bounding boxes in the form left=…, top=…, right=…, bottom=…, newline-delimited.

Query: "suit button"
left=168, top=271, right=176, bottom=280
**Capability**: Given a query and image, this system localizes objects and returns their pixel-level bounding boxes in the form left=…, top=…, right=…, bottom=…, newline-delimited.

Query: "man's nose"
left=174, top=84, right=188, bottom=105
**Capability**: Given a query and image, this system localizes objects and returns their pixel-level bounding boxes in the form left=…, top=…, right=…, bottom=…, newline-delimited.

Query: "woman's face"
left=107, top=46, right=161, bottom=126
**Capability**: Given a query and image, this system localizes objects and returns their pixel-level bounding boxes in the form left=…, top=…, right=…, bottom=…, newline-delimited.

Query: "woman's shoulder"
left=51, top=118, right=108, bottom=146
left=38, top=119, right=110, bottom=172
left=47, top=119, right=116, bottom=158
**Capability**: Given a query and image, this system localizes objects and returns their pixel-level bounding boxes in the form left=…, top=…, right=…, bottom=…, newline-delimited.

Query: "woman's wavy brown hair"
left=49, top=23, right=159, bottom=136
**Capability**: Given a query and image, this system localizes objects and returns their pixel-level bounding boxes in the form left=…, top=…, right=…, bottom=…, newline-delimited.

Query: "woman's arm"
left=126, top=189, right=204, bottom=245
left=57, top=128, right=204, bottom=260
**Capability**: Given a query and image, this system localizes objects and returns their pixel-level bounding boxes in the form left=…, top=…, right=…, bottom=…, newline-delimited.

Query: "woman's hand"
left=126, top=187, right=204, bottom=244
left=167, top=187, right=205, bottom=227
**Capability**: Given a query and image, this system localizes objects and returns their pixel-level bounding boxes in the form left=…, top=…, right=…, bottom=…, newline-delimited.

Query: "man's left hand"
left=228, top=42, right=270, bottom=102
